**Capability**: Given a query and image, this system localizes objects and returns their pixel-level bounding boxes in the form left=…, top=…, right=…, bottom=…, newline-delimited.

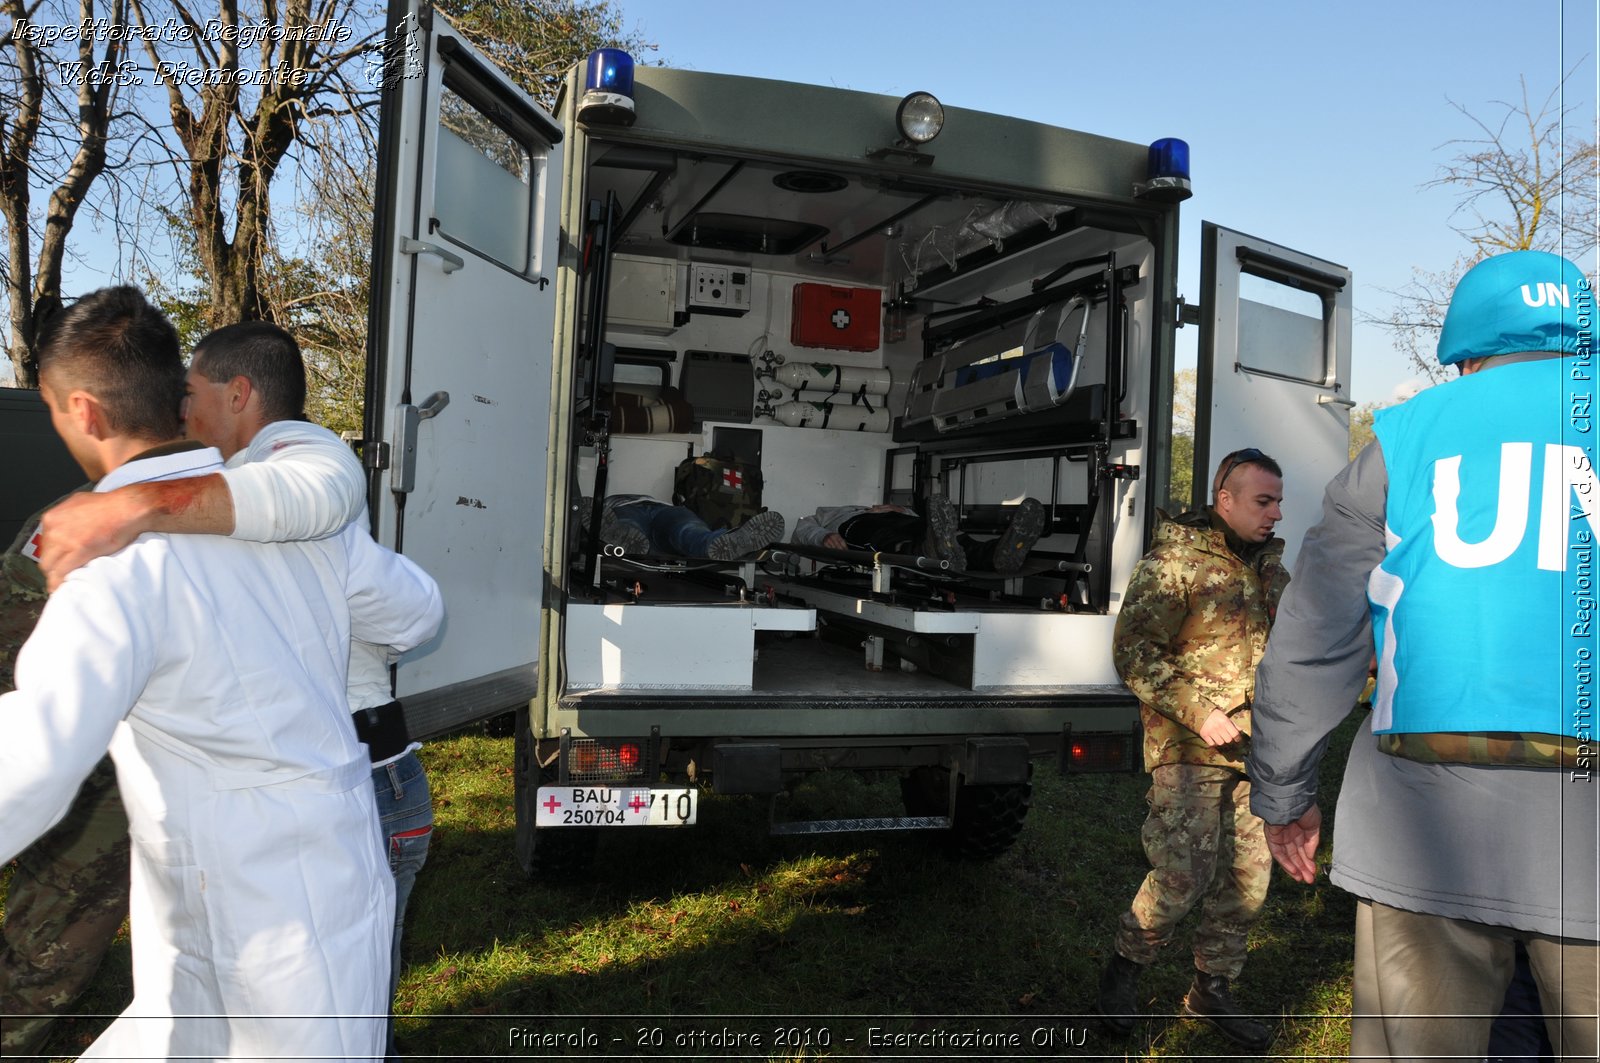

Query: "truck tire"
left=513, top=713, right=598, bottom=877
left=900, top=765, right=1033, bottom=860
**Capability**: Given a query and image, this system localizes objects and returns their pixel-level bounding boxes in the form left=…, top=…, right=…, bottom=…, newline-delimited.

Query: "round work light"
left=896, top=91, right=944, bottom=145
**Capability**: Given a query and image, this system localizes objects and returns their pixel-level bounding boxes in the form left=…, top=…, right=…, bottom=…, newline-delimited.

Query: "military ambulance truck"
left=360, top=3, right=1355, bottom=874
left=0, top=387, right=86, bottom=547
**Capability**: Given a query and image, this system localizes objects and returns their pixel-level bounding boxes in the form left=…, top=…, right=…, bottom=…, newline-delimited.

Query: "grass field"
left=10, top=712, right=1365, bottom=1061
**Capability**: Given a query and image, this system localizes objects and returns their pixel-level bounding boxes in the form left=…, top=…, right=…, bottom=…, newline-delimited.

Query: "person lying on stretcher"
left=792, top=496, right=1045, bottom=574
left=580, top=495, right=785, bottom=560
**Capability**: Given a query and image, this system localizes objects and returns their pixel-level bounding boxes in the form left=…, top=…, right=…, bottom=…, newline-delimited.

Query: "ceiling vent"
left=772, top=170, right=849, bottom=194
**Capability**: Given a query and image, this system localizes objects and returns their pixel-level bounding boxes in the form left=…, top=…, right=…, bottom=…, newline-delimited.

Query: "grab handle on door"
left=400, top=237, right=465, bottom=274
left=391, top=391, right=451, bottom=494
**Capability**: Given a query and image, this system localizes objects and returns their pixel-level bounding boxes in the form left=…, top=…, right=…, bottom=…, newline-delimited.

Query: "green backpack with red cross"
left=672, top=453, right=764, bottom=531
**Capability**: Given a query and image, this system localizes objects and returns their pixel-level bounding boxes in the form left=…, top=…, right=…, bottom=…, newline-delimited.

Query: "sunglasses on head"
left=1216, top=448, right=1265, bottom=494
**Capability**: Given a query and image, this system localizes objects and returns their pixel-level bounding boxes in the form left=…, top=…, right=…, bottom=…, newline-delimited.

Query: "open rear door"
left=1196, top=223, right=1353, bottom=569
left=365, top=1, right=562, bottom=737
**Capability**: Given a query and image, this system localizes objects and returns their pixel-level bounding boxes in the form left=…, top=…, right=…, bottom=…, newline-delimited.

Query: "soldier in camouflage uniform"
left=0, top=500, right=131, bottom=1057
left=1095, top=449, right=1289, bottom=1051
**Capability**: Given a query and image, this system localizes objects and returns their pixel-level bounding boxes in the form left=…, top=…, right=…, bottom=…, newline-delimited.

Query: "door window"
left=434, top=85, right=536, bottom=274
left=1236, top=270, right=1333, bottom=385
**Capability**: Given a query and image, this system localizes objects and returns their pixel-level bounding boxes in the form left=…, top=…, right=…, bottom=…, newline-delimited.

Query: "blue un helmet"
left=1437, top=250, right=1593, bottom=366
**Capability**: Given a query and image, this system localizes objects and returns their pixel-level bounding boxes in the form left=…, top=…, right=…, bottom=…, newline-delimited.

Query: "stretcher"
left=901, top=298, right=1089, bottom=433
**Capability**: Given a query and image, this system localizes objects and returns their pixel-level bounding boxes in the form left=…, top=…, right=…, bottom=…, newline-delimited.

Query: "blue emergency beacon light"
left=1135, top=137, right=1192, bottom=202
left=579, top=48, right=636, bottom=126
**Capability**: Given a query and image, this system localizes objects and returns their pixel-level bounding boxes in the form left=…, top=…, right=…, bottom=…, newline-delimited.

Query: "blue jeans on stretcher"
left=611, top=501, right=721, bottom=556
left=372, top=750, right=432, bottom=1061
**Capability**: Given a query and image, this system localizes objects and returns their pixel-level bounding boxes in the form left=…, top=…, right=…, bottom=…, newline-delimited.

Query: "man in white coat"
left=0, top=287, right=442, bottom=1060
left=28, top=325, right=425, bottom=1060
left=182, top=320, right=438, bottom=1061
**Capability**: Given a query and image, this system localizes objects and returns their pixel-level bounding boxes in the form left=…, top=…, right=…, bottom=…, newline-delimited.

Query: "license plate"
left=534, top=785, right=697, bottom=827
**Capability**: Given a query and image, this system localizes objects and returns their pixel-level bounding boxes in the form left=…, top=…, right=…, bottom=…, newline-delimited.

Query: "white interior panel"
left=565, top=603, right=813, bottom=690
left=971, top=613, right=1120, bottom=689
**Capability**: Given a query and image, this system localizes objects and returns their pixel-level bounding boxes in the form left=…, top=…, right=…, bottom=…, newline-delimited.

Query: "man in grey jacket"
left=1248, top=250, right=1598, bottom=1061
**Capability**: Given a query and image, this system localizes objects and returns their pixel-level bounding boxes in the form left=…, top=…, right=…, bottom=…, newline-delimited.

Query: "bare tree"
left=1375, top=76, right=1598, bottom=386
left=1, top=0, right=139, bottom=386
left=135, top=113, right=372, bottom=430
left=124, top=0, right=383, bottom=330
left=1375, top=252, right=1481, bottom=388
left=248, top=0, right=652, bottom=427
left=6, top=0, right=650, bottom=408
left=134, top=0, right=650, bottom=342
left=1433, top=76, right=1597, bottom=259
left=2, top=0, right=385, bottom=383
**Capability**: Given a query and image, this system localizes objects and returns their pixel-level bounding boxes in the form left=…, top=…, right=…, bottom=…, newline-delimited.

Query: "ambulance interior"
left=564, top=139, right=1158, bottom=697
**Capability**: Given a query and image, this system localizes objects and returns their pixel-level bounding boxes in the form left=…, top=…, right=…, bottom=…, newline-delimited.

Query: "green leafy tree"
left=435, top=0, right=653, bottom=109
left=1166, top=367, right=1196, bottom=512
left=1349, top=402, right=1377, bottom=459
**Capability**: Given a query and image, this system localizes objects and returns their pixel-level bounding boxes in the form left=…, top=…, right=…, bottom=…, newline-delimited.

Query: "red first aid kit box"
left=790, top=283, right=881, bottom=352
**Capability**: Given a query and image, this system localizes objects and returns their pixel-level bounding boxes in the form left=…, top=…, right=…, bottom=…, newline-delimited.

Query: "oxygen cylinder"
left=761, top=385, right=879, bottom=407
left=770, top=362, right=892, bottom=396
left=766, top=399, right=892, bottom=432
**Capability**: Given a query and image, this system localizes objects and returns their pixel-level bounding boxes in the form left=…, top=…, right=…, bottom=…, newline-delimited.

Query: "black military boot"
left=1183, top=970, right=1273, bottom=1050
left=1094, top=953, right=1144, bottom=1035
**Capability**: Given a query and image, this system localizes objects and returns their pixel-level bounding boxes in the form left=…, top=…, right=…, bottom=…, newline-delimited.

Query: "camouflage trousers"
left=1113, top=763, right=1271, bottom=980
left=0, top=756, right=130, bottom=1057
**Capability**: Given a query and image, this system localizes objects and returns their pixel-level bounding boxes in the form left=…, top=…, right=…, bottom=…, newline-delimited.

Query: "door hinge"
left=360, top=440, right=391, bottom=471
left=1175, top=295, right=1201, bottom=328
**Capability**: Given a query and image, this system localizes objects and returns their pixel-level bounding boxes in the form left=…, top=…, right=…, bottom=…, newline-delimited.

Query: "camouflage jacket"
left=1, top=504, right=52, bottom=694
left=1113, top=510, right=1290, bottom=771
left=3, top=479, right=102, bottom=692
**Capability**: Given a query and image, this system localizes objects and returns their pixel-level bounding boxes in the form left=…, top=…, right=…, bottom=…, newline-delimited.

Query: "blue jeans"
left=613, top=501, right=722, bottom=556
left=1488, top=943, right=1556, bottom=1062
left=372, top=750, right=432, bottom=1059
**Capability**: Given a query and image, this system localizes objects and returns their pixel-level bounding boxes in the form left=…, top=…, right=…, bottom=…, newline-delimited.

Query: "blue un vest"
left=1370, top=357, right=1597, bottom=738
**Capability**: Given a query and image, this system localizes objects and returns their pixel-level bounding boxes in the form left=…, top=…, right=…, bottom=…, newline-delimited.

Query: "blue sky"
left=622, top=0, right=1598, bottom=405
left=13, top=0, right=1592, bottom=404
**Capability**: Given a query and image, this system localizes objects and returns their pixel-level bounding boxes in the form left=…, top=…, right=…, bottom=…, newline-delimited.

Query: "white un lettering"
left=1432, top=443, right=1598, bottom=570
left=1521, top=283, right=1571, bottom=308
